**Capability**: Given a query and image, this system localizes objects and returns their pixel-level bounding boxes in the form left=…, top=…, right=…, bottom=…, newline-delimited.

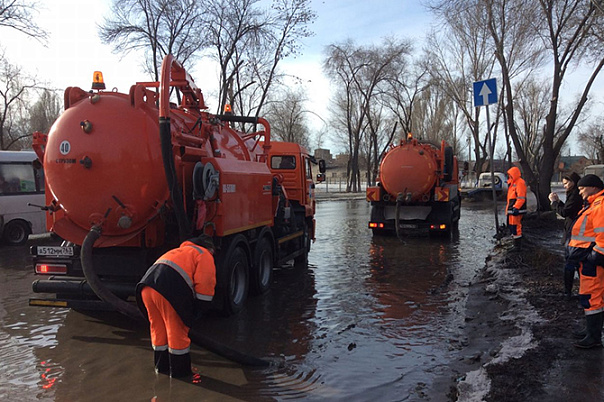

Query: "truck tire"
left=218, top=236, right=250, bottom=315
left=294, top=222, right=310, bottom=268
left=3, top=220, right=31, bottom=246
left=250, top=235, right=273, bottom=295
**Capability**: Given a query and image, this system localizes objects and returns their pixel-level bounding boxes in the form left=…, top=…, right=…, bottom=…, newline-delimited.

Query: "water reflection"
left=368, top=236, right=456, bottom=321
left=0, top=199, right=499, bottom=401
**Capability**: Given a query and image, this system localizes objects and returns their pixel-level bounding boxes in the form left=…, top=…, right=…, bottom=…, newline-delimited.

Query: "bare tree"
left=202, top=0, right=266, bottom=115
left=0, top=0, right=47, bottom=42
left=577, top=118, right=604, bottom=162
left=411, top=81, right=463, bottom=151
left=0, top=53, right=38, bottom=150
left=512, top=78, right=551, bottom=174
left=264, top=88, right=310, bottom=149
left=203, top=0, right=316, bottom=119
left=324, top=38, right=411, bottom=192
left=487, top=0, right=604, bottom=210
left=425, top=0, right=497, bottom=175
left=28, top=89, right=61, bottom=134
left=384, top=64, right=426, bottom=135
left=363, top=106, right=397, bottom=185
left=99, top=0, right=206, bottom=81
left=240, top=0, right=315, bottom=119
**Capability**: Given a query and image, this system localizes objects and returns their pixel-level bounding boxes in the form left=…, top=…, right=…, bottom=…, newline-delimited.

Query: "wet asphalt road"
left=0, top=198, right=500, bottom=401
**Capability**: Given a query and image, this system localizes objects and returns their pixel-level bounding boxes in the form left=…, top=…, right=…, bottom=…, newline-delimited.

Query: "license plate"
left=400, top=224, right=418, bottom=229
left=36, top=246, right=74, bottom=257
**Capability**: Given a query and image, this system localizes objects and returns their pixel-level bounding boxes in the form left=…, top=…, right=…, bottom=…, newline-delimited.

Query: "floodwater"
left=0, top=198, right=502, bottom=401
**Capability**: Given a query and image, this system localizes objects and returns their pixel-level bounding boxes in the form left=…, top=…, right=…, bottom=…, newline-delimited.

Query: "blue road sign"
left=473, top=78, right=498, bottom=107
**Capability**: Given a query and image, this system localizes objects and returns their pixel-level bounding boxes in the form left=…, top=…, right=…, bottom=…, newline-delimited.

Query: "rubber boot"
left=574, top=311, right=604, bottom=338
left=154, top=350, right=170, bottom=375
left=563, top=269, right=575, bottom=300
left=574, top=312, right=604, bottom=349
left=169, top=352, right=192, bottom=378
left=512, top=237, right=522, bottom=252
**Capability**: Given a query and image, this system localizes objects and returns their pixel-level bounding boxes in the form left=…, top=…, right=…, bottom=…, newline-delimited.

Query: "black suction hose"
left=81, top=225, right=145, bottom=321
left=159, top=117, right=191, bottom=241
left=81, top=226, right=274, bottom=367
left=188, top=329, right=273, bottom=367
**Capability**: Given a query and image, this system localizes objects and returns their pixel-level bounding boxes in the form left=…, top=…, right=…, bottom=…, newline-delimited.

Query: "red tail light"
left=36, top=264, right=67, bottom=274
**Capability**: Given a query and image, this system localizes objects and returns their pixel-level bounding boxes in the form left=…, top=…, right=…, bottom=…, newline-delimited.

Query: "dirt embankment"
left=447, top=214, right=604, bottom=402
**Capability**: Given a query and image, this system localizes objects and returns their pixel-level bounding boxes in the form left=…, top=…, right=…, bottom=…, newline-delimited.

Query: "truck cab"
left=267, top=142, right=324, bottom=217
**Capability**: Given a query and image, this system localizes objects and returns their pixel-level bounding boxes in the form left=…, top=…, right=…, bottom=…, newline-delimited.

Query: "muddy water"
left=0, top=199, right=500, bottom=401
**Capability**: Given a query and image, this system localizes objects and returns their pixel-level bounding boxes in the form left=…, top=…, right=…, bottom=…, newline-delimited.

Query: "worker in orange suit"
left=505, top=166, right=527, bottom=250
left=567, top=174, right=604, bottom=348
left=136, top=235, right=216, bottom=377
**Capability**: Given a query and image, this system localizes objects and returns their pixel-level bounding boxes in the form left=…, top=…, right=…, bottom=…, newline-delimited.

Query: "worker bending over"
left=506, top=166, right=527, bottom=250
left=567, top=174, right=604, bottom=349
left=136, top=235, right=216, bottom=377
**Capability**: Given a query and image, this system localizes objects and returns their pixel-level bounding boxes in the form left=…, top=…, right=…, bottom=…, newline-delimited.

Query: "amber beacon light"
left=92, top=71, right=106, bottom=90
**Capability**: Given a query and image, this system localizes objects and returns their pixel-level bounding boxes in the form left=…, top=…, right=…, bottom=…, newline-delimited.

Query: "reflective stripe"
left=594, top=227, right=604, bottom=233
left=595, top=245, right=604, bottom=254
left=185, top=244, right=205, bottom=254
left=152, top=344, right=168, bottom=352
left=576, top=215, right=589, bottom=237
left=156, top=259, right=194, bottom=293
left=185, top=244, right=213, bottom=300
left=517, top=196, right=526, bottom=200
left=571, top=235, right=596, bottom=242
left=585, top=307, right=604, bottom=316
left=196, top=293, right=213, bottom=301
left=169, top=346, right=190, bottom=355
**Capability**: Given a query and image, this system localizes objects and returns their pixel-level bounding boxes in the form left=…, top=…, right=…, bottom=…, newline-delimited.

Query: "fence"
left=314, top=178, right=368, bottom=193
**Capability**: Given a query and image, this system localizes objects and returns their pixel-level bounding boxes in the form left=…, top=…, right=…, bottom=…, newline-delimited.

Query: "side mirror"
left=318, top=159, right=326, bottom=173
left=316, top=173, right=326, bottom=183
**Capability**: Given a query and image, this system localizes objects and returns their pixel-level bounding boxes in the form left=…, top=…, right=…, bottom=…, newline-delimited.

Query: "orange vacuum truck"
left=366, top=134, right=461, bottom=236
left=28, top=55, right=325, bottom=317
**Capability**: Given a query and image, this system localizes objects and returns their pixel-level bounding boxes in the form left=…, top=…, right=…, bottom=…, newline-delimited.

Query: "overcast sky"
left=0, top=0, right=435, bottom=152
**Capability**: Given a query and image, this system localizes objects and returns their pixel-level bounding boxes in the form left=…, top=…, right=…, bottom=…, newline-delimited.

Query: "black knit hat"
left=577, top=174, right=604, bottom=189
left=188, top=234, right=215, bottom=251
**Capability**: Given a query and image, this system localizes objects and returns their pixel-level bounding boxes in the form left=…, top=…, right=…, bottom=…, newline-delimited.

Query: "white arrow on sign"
left=479, top=83, right=492, bottom=107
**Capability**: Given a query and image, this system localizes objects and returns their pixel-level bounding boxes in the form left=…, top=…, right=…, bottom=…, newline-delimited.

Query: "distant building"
left=314, top=148, right=333, bottom=162
left=555, top=155, right=591, bottom=181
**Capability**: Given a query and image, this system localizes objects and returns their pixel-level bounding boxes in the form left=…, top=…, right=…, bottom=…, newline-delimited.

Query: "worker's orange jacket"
left=505, top=166, right=527, bottom=215
left=568, top=189, right=604, bottom=259
left=136, top=240, right=216, bottom=327
left=568, top=189, right=604, bottom=312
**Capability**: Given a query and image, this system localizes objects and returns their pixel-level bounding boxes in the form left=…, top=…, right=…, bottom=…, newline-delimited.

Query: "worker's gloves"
left=587, top=249, right=604, bottom=268
left=511, top=208, right=519, bottom=216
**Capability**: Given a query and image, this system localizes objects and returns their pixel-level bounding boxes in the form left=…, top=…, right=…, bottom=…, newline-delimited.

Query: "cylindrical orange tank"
left=379, top=140, right=440, bottom=202
left=43, top=85, right=267, bottom=246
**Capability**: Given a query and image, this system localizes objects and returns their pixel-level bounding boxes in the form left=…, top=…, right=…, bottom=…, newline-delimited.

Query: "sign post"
left=473, top=78, right=501, bottom=237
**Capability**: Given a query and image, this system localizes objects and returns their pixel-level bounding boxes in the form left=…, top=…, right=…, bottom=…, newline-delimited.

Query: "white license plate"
left=36, top=246, right=74, bottom=257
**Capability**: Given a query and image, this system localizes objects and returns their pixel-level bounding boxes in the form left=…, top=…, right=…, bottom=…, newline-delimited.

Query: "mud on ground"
left=446, top=214, right=604, bottom=402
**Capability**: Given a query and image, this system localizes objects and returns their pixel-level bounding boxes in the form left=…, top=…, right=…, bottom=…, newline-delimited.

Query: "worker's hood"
left=507, top=166, right=521, bottom=184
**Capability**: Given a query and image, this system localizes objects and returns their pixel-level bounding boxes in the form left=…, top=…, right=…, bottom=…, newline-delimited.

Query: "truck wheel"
left=219, top=239, right=249, bottom=315
left=3, top=220, right=31, bottom=246
left=250, top=236, right=273, bottom=295
left=294, top=224, right=310, bottom=268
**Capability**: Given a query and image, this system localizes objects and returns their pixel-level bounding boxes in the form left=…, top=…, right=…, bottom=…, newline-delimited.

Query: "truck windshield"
left=272, top=155, right=296, bottom=170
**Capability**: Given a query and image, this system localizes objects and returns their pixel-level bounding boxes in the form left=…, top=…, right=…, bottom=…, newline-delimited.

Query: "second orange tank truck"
left=366, top=134, right=461, bottom=236
left=28, top=55, right=325, bottom=316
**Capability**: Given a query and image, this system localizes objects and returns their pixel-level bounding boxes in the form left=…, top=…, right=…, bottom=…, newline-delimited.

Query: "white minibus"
left=0, top=150, right=46, bottom=245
